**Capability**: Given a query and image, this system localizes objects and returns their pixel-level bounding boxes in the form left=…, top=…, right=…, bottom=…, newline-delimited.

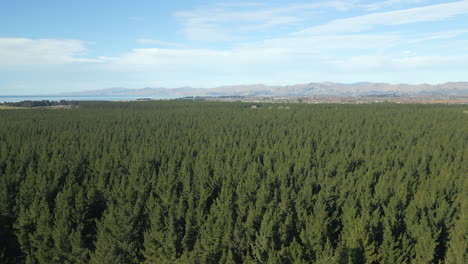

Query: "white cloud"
left=3, top=30, right=463, bottom=77
left=137, top=39, right=186, bottom=47
left=295, top=0, right=468, bottom=35
left=0, top=38, right=103, bottom=68
left=330, top=54, right=468, bottom=71
left=247, top=33, right=402, bottom=52
left=173, top=1, right=468, bottom=44
left=178, top=21, right=238, bottom=42
left=237, top=28, right=468, bottom=56
left=215, top=2, right=266, bottom=8
left=361, top=0, right=427, bottom=11
left=2, top=1, right=468, bottom=90
left=107, top=28, right=468, bottom=75
left=408, top=29, right=468, bottom=43
left=175, top=1, right=356, bottom=42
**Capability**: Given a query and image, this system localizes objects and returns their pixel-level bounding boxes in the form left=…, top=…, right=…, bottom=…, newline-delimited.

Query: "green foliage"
left=0, top=101, right=466, bottom=263
left=0, top=100, right=78, bottom=108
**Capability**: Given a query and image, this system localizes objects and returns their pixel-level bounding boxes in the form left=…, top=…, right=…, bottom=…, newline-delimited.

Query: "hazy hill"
left=54, top=82, right=468, bottom=97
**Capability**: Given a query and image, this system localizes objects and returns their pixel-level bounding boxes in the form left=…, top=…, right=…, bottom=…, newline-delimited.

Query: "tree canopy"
left=0, top=101, right=466, bottom=263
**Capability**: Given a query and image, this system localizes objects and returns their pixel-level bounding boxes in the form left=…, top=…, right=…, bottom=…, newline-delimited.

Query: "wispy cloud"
left=360, top=0, right=427, bottom=11
left=408, top=29, right=468, bottom=43
left=108, top=28, right=468, bottom=74
left=0, top=38, right=104, bottom=68
left=2, top=1, right=468, bottom=90
left=295, top=0, right=468, bottom=35
left=330, top=54, right=468, bottom=71
left=137, top=39, right=186, bottom=47
left=175, top=1, right=356, bottom=42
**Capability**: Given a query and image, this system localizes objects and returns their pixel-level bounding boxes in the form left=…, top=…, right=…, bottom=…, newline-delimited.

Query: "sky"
left=1, top=0, right=468, bottom=95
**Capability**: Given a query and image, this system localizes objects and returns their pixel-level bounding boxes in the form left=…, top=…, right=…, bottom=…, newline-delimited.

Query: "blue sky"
left=1, top=0, right=468, bottom=94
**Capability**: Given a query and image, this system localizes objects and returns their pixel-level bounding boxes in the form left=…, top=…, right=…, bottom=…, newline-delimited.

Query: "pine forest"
left=0, top=101, right=466, bottom=264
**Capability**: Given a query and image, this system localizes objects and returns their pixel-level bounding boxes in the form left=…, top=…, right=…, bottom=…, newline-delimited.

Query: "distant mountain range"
left=53, top=82, right=468, bottom=97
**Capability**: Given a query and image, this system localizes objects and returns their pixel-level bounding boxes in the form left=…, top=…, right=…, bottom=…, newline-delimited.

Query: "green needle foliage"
left=0, top=101, right=466, bottom=263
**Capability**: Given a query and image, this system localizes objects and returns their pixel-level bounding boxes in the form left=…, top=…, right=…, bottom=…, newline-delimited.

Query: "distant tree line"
left=1, top=100, right=79, bottom=108
left=0, top=101, right=466, bottom=263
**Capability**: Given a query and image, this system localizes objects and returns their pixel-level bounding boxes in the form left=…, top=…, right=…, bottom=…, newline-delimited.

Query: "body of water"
left=0, top=95, right=179, bottom=103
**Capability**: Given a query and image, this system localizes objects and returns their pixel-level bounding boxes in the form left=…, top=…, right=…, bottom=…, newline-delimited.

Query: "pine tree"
left=90, top=190, right=142, bottom=264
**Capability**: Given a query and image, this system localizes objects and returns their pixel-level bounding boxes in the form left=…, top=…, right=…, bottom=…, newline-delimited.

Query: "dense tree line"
left=0, top=101, right=466, bottom=263
left=1, top=100, right=79, bottom=108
